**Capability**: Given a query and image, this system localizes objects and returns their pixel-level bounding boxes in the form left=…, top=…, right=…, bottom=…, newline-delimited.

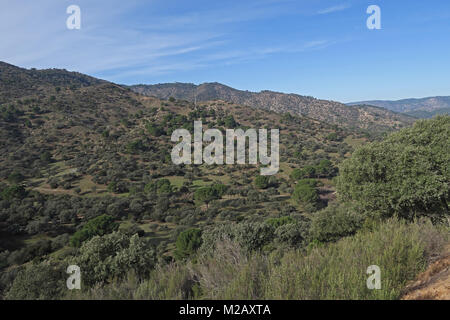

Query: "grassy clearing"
left=77, top=176, right=98, bottom=193
left=343, top=136, right=367, bottom=148
left=191, top=179, right=211, bottom=187
left=166, top=176, right=185, bottom=188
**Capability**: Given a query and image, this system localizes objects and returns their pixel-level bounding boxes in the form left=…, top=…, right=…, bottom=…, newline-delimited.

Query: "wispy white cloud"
left=0, top=0, right=341, bottom=82
left=0, top=1, right=224, bottom=74
left=317, top=3, right=351, bottom=15
left=106, top=38, right=338, bottom=81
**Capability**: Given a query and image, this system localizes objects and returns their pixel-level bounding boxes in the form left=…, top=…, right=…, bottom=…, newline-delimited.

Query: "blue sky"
left=1, top=0, right=449, bottom=102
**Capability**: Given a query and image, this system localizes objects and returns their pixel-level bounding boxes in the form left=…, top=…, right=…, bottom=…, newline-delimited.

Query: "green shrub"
left=7, top=171, right=25, bottom=184
left=1, top=184, right=27, bottom=200
left=70, top=214, right=118, bottom=247
left=310, top=203, right=365, bottom=242
left=274, top=223, right=307, bottom=247
left=40, top=151, right=52, bottom=163
left=144, top=179, right=173, bottom=194
left=292, top=179, right=319, bottom=211
left=290, top=166, right=316, bottom=180
left=6, top=263, right=65, bottom=300
left=200, top=222, right=275, bottom=256
left=223, top=115, right=237, bottom=128
left=336, top=116, right=450, bottom=220
left=316, top=159, right=334, bottom=177
left=265, top=216, right=295, bottom=228
left=126, top=139, right=145, bottom=153
left=254, top=175, right=270, bottom=189
left=175, top=228, right=203, bottom=260
left=194, top=184, right=227, bottom=208
left=70, top=232, right=156, bottom=287
left=146, top=123, right=165, bottom=136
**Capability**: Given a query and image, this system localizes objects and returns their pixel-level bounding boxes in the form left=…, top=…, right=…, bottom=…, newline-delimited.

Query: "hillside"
left=0, top=62, right=367, bottom=298
left=401, top=245, right=450, bottom=300
left=0, top=62, right=361, bottom=189
left=0, top=62, right=447, bottom=301
left=130, top=82, right=415, bottom=132
left=348, top=96, right=450, bottom=118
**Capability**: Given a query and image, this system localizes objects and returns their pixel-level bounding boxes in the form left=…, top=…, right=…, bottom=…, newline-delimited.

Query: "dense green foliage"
left=194, top=184, right=227, bottom=207
left=70, top=215, right=118, bottom=247
left=5, top=263, right=65, bottom=300
left=55, top=219, right=448, bottom=300
left=144, top=179, right=173, bottom=194
left=336, top=116, right=449, bottom=220
left=292, top=179, right=320, bottom=211
left=265, top=216, right=295, bottom=228
left=0, top=64, right=448, bottom=301
left=254, top=175, right=270, bottom=189
left=1, top=184, right=27, bottom=200
left=174, top=228, right=203, bottom=260
left=290, top=159, right=336, bottom=180
left=70, top=232, right=156, bottom=287
left=309, top=203, right=364, bottom=242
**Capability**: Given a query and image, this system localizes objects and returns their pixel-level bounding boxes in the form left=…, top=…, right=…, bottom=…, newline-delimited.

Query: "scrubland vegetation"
left=51, top=218, right=447, bottom=300
left=0, top=63, right=448, bottom=300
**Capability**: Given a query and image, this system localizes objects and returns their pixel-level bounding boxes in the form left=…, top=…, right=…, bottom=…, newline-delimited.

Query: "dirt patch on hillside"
left=401, top=245, right=450, bottom=300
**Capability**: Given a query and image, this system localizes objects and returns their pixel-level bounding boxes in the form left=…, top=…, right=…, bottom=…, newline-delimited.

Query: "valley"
left=0, top=62, right=448, bottom=300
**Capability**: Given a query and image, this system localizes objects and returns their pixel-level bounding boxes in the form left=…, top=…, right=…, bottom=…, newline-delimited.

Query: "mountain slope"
left=130, top=82, right=415, bottom=132
left=0, top=62, right=365, bottom=257
left=348, top=96, right=450, bottom=118
left=0, top=61, right=363, bottom=192
left=1, top=62, right=447, bottom=301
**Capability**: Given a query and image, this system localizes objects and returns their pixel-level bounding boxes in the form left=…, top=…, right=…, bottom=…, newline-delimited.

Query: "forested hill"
left=0, top=61, right=364, bottom=194
left=0, top=62, right=448, bottom=300
left=0, top=62, right=370, bottom=294
left=130, top=82, right=415, bottom=132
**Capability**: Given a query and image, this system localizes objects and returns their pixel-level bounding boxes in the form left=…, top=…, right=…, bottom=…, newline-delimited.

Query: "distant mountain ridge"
left=130, top=82, right=415, bottom=132
left=0, top=61, right=415, bottom=133
left=347, top=96, right=450, bottom=118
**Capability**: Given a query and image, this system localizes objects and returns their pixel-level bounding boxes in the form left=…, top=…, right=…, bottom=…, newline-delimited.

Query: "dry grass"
left=401, top=245, right=450, bottom=300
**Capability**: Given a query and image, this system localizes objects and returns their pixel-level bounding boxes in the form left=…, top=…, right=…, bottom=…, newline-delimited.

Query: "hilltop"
left=0, top=62, right=104, bottom=105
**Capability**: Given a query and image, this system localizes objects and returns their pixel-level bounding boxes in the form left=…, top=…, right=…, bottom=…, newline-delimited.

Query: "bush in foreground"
left=336, top=116, right=449, bottom=220
left=67, top=218, right=447, bottom=300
